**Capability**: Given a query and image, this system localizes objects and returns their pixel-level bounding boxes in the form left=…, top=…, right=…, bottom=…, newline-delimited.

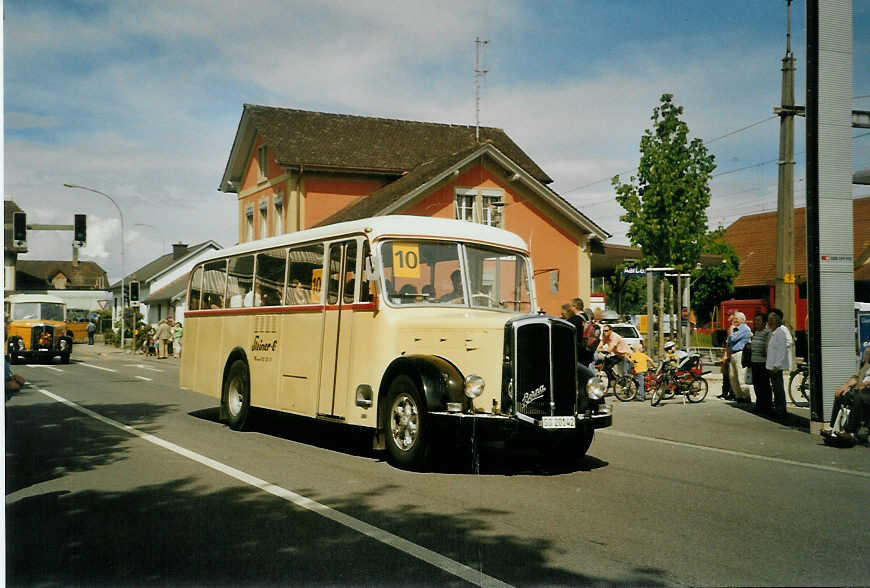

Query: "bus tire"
left=384, top=374, right=428, bottom=470
left=224, top=359, right=251, bottom=431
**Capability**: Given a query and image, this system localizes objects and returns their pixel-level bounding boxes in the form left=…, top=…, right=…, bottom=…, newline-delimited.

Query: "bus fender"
left=377, top=355, right=466, bottom=436
left=220, top=347, right=249, bottom=421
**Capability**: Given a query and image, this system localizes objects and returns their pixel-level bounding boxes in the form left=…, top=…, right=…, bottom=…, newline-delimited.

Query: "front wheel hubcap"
left=390, top=393, right=419, bottom=451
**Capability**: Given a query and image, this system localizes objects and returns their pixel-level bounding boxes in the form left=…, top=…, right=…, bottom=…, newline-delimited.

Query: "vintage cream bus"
left=180, top=216, right=611, bottom=468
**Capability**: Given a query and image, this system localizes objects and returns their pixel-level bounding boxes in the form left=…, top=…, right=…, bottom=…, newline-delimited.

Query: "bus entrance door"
left=318, top=239, right=357, bottom=420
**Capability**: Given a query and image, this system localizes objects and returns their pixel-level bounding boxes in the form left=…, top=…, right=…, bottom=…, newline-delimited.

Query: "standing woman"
left=749, top=312, right=772, bottom=414
left=726, top=312, right=753, bottom=403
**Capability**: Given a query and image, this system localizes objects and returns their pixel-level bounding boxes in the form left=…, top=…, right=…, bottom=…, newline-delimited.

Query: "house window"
left=455, top=192, right=475, bottom=222
left=257, top=144, right=268, bottom=182
left=454, top=188, right=504, bottom=228
left=259, top=201, right=268, bottom=239
left=245, top=206, right=254, bottom=242
left=274, top=193, right=284, bottom=235
left=481, top=193, right=503, bottom=228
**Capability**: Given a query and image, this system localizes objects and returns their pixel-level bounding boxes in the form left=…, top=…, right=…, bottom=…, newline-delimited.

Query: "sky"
left=4, top=0, right=869, bottom=283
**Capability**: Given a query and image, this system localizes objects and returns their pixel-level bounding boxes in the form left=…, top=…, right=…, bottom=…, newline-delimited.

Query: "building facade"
left=219, top=105, right=609, bottom=313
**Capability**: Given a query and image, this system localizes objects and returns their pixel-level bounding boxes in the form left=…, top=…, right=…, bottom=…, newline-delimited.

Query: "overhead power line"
left=564, top=115, right=778, bottom=198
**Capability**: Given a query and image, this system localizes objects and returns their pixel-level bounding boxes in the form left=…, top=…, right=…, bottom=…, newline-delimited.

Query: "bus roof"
left=5, top=293, right=66, bottom=305
left=199, top=216, right=530, bottom=263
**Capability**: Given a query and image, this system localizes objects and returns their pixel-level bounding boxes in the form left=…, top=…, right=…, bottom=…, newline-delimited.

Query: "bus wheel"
left=385, top=375, right=428, bottom=470
left=224, top=360, right=251, bottom=431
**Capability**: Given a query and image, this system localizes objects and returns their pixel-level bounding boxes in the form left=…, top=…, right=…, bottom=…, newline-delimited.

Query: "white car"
left=608, top=323, right=642, bottom=350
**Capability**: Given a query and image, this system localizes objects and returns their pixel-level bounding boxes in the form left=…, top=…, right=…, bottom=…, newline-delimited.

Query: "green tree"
left=602, top=265, right=647, bottom=315
left=612, top=94, right=717, bottom=269
left=691, top=226, right=739, bottom=326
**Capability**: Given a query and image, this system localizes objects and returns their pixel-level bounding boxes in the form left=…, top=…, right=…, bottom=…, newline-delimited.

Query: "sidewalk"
left=603, top=378, right=869, bottom=475
left=73, top=342, right=179, bottom=361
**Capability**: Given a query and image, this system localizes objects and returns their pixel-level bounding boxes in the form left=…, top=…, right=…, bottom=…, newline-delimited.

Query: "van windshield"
left=379, top=240, right=533, bottom=313
left=12, top=302, right=65, bottom=321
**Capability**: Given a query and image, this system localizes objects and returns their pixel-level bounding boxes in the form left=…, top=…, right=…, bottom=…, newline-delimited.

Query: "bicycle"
left=789, top=360, right=809, bottom=407
left=595, top=352, right=638, bottom=402
left=650, top=353, right=708, bottom=406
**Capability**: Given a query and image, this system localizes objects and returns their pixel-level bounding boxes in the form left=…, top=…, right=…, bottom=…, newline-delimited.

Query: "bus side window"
left=201, top=260, right=227, bottom=309
left=343, top=240, right=358, bottom=304
left=188, top=266, right=203, bottom=310
left=327, top=245, right=342, bottom=305
left=255, top=249, right=286, bottom=306
left=227, top=255, right=255, bottom=307
left=286, top=243, right=324, bottom=305
left=360, top=241, right=374, bottom=303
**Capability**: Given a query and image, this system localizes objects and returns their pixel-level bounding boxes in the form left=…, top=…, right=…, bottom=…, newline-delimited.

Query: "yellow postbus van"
left=5, top=293, right=74, bottom=364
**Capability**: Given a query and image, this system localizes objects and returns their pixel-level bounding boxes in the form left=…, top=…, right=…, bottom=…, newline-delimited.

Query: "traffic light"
left=12, top=212, right=26, bottom=246
left=130, top=281, right=140, bottom=302
left=74, top=214, right=86, bottom=245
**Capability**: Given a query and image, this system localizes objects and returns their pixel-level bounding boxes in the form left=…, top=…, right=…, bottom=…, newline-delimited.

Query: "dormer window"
left=257, top=144, right=268, bottom=182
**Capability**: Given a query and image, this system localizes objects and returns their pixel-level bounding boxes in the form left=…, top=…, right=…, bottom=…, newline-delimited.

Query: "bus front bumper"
left=428, top=406, right=612, bottom=440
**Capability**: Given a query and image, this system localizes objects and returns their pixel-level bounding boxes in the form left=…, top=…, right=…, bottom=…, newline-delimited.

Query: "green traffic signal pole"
left=63, top=184, right=128, bottom=351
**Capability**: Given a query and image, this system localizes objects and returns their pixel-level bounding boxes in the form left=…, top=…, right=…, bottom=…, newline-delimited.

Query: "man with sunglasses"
left=598, top=323, right=634, bottom=377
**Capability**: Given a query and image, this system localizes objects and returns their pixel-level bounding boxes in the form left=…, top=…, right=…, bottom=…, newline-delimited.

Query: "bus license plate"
left=542, top=416, right=575, bottom=429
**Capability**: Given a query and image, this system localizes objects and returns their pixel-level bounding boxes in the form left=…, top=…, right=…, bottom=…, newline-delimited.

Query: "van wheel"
left=224, top=360, right=251, bottom=431
left=385, top=375, right=428, bottom=470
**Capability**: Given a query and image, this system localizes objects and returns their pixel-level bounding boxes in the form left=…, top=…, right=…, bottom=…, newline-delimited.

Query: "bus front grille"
left=507, top=317, right=577, bottom=419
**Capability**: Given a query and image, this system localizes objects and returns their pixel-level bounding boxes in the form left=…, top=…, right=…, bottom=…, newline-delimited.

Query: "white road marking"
left=78, top=362, right=118, bottom=373
left=35, top=388, right=511, bottom=588
left=28, top=365, right=64, bottom=373
left=134, top=375, right=152, bottom=382
left=599, top=429, right=870, bottom=480
left=124, top=363, right=163, bottom=373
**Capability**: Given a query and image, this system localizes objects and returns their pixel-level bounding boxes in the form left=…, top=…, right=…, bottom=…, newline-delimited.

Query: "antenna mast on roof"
left=475, top=36, right=489, bottom=142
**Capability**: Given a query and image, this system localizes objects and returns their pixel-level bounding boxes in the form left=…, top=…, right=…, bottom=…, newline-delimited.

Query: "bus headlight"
left=464, top=374, right=485, bottom=399
left=586, top=376, right=606, bottom=400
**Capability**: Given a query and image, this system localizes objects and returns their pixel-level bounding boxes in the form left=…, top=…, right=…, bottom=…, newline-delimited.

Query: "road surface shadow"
left=189, top=407, right=609, bottom=476
left=730, top=401, right=811, bottom=431
left=5, top=390, right=176, bottom=495
left=6, top=475, right=667, bottom=587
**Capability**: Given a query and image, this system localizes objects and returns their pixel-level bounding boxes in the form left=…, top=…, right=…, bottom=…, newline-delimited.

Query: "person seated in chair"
left=821, top=345, right=870, bottom=445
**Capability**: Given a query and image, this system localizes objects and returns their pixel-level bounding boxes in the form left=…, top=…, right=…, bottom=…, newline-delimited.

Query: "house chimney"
left=172, top=243, right=189, bottom=260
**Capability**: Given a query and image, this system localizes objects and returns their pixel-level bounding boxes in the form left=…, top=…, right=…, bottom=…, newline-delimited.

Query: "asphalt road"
left=6, top=344, right=870, bottom=587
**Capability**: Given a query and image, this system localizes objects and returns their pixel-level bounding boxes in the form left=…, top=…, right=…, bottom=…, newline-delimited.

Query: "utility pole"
left=775, top=0, right=796, bottom=328
left=474, top=37, right=488, bottom=143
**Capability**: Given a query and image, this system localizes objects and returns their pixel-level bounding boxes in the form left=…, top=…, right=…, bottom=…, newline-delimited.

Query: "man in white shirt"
left=765, top=308, right=793, bottom=419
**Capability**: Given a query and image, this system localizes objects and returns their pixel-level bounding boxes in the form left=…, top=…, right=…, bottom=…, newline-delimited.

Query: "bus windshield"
left=12, top=302, right=65, bottom=321
left=380, top=239, right=533, bottom=313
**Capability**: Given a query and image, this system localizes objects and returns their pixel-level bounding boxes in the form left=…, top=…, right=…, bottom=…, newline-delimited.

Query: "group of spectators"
left=720, top=309, right=793, bottom=418
left=140, top=318, right=183, bottom=359
left=721, top=308, right=869, bottom=445
left=560, top=299, right=652, bottom=399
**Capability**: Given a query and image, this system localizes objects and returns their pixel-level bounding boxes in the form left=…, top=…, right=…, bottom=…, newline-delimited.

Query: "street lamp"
left=63, top=183, right=128, bottom=350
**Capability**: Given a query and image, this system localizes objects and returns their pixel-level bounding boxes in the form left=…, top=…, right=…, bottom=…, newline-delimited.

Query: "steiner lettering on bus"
left=252, top=336, right=278, bottom=352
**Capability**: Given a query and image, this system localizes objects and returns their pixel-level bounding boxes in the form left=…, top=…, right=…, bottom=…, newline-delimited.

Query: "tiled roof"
left=143, top=272, right=189, bottom=303
left=724, top=196, right=870, bottom=286
left=315, top=146, right=480, bottom=227
left=15, top=260, right=108, bottom=289
left=240, top=105, right=552, bottom=184
left=109, top=241, right=216, bottom=289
